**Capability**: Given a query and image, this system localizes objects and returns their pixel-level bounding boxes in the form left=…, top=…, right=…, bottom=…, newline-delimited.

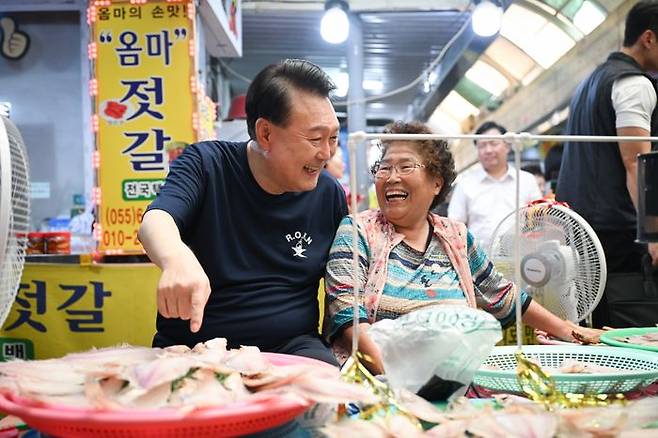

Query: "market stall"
left=0, top=1, right=657, bottom=436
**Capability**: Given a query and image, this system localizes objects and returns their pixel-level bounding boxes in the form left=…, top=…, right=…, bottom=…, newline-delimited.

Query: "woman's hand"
left=341, top=323, right=385, bottom=375
left=566, top=321, right=605, bottom=344
left=536, top=323, right=605, bottom=344
left=522, top=301, right=606, bottom=345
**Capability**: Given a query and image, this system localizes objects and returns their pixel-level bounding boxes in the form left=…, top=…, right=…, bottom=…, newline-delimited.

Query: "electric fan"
left=488, top=202, right=606, bottom=323
left=0, top=115, right=30, bottom=328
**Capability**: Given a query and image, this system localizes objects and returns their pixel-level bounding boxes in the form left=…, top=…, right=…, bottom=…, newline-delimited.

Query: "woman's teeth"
left=385, top=190, right=408, bottom=201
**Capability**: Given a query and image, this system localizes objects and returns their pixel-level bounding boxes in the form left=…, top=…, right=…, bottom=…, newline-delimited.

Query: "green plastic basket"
left=473, top=345, right=658, bottom=394
left=600, top=327, right=658, bottom=353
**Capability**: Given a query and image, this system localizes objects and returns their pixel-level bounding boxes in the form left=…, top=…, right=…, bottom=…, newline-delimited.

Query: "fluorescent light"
left=321, top=2, right=350, bottom=44
left=472, top=1, right=503, bottom=37
left=363, top=79, right=383, bottom=91
left=328, top=71, right=384, bottom=97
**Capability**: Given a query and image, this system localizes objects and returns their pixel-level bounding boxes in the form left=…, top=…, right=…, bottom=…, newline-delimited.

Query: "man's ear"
left=255, top=118, right=273, bottom=151
left=641, top=29, right=656, bottom=48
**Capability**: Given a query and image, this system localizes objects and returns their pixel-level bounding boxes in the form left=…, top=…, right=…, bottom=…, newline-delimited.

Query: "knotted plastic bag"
left=368, top=305, right=502, bottom=397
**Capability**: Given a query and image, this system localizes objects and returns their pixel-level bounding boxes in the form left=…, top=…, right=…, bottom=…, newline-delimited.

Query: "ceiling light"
left=472, top=0, right=503, bottom=37
left=321, top=0, right=350, bottom=44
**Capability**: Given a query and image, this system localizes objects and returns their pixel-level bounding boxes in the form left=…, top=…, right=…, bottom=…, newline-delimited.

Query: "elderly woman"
left=324, top=121, right=600, bottom=375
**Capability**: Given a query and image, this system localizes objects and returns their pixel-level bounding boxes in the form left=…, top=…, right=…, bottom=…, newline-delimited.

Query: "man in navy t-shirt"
left=139, top=59, right=347, bottom=364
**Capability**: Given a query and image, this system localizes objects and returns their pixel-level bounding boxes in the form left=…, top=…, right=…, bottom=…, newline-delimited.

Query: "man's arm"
left=139, top=209, right=211, bottom=332
left=617, top=126, right=651, bottom=210
left=616, top=129, right=658, bottom=266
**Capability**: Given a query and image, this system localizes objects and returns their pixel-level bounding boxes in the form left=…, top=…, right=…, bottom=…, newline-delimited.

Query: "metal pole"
left=347, top=13, right=368, bottom=210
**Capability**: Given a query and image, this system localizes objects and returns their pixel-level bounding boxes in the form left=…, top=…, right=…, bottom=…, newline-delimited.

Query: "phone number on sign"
left=101, top=227, right=141, bottom=248
left=104, top=207, right=144, bottom=226
left=102, top=207, right=144, bottom=248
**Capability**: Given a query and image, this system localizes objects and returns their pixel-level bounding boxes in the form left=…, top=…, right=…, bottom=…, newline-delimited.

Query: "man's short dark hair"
left=245, top=59, right=336, bottom=140
left=474, top=121, right=507, bottom=146
left=623, top=0, right=658, bottom=47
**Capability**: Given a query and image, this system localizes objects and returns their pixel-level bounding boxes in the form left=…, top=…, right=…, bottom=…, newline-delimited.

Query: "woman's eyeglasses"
left=373, top=161, right=426, bottom=179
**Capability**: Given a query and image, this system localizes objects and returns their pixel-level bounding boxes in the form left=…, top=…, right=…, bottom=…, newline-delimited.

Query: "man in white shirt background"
left=448, top=121, right=542, bottom=253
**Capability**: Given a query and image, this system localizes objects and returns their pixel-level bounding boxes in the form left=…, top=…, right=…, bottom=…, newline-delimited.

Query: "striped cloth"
left=325, top=216, right=530, bottom=340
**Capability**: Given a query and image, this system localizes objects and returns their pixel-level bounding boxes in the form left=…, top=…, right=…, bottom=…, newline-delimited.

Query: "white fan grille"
left=489, top=204, right=606, bottom=322
left=0, top=116, right=30, bottom=329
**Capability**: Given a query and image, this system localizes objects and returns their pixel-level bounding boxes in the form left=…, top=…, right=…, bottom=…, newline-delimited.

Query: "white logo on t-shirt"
left=285, top=231, right=313, bottom=259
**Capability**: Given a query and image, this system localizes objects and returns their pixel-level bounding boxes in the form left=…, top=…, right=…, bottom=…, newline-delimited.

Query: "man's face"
left=476, top=128, right=510, bottom=174
left=263, top=89, right=340, bottom=192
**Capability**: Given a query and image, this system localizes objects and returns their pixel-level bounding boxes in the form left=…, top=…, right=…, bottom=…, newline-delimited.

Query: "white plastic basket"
left=473, top=345, right=658, bottom=394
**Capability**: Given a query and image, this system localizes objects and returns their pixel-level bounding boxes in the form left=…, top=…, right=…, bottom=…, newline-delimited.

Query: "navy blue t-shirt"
left=147, top=141, right=348, bottom=350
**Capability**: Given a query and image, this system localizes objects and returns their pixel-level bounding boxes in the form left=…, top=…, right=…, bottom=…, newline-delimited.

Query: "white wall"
left=0, top=11, right=84, bottom=229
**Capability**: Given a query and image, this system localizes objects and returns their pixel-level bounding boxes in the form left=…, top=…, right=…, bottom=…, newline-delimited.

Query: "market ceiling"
left=223, top=0, right=620, bottom=130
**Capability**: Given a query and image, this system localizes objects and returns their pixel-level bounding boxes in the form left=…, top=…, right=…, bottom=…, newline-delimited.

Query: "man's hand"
left=139, top=210, right=211, bottom=333
left=649, top=243, right=658, bottom=268
left=157, top=246, right=211, bottom=333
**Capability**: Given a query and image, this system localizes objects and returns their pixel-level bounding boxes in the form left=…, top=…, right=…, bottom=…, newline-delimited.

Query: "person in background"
left=522, top=163, right=549, bottom=196
left=325, top=121, right=602, bottom=378
left=556, top=0, right=658, bottom=327
left=325, top=146, right=346, bottom=181
left=448, top=121, right=541, bottom=252
left=544, top=144, right=563, bottom=196
left=326, top=145, right=366, bottom=212
left=139, top=59, right=347, bottom=364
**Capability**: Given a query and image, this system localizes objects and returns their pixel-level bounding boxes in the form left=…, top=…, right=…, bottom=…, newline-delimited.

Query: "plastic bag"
left=368, top=305, right=502, bottom=396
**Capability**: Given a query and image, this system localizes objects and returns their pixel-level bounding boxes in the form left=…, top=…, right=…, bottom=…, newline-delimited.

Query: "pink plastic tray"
left=0, top=353, right=320, bottom=438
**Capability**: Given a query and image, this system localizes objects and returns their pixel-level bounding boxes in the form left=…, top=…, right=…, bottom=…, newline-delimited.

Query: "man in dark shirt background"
left=139, top=59, right=347, bottom=364
left=557, top=0, right=658, bottom=327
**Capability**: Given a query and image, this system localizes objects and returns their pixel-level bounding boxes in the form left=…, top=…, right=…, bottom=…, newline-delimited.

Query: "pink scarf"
left=355, top=209, right=476, bottom=322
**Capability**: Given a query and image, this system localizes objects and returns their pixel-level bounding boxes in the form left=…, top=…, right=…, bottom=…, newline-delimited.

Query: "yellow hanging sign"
left=91, top=0, right=196, bottom=253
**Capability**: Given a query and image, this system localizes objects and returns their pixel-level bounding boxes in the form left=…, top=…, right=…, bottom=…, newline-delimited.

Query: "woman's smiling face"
left=375, top=141, right=443, bottom=229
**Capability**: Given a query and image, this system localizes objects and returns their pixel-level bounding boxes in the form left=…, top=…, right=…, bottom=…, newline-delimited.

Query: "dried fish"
left=0, top=338, right=374, bottom=412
